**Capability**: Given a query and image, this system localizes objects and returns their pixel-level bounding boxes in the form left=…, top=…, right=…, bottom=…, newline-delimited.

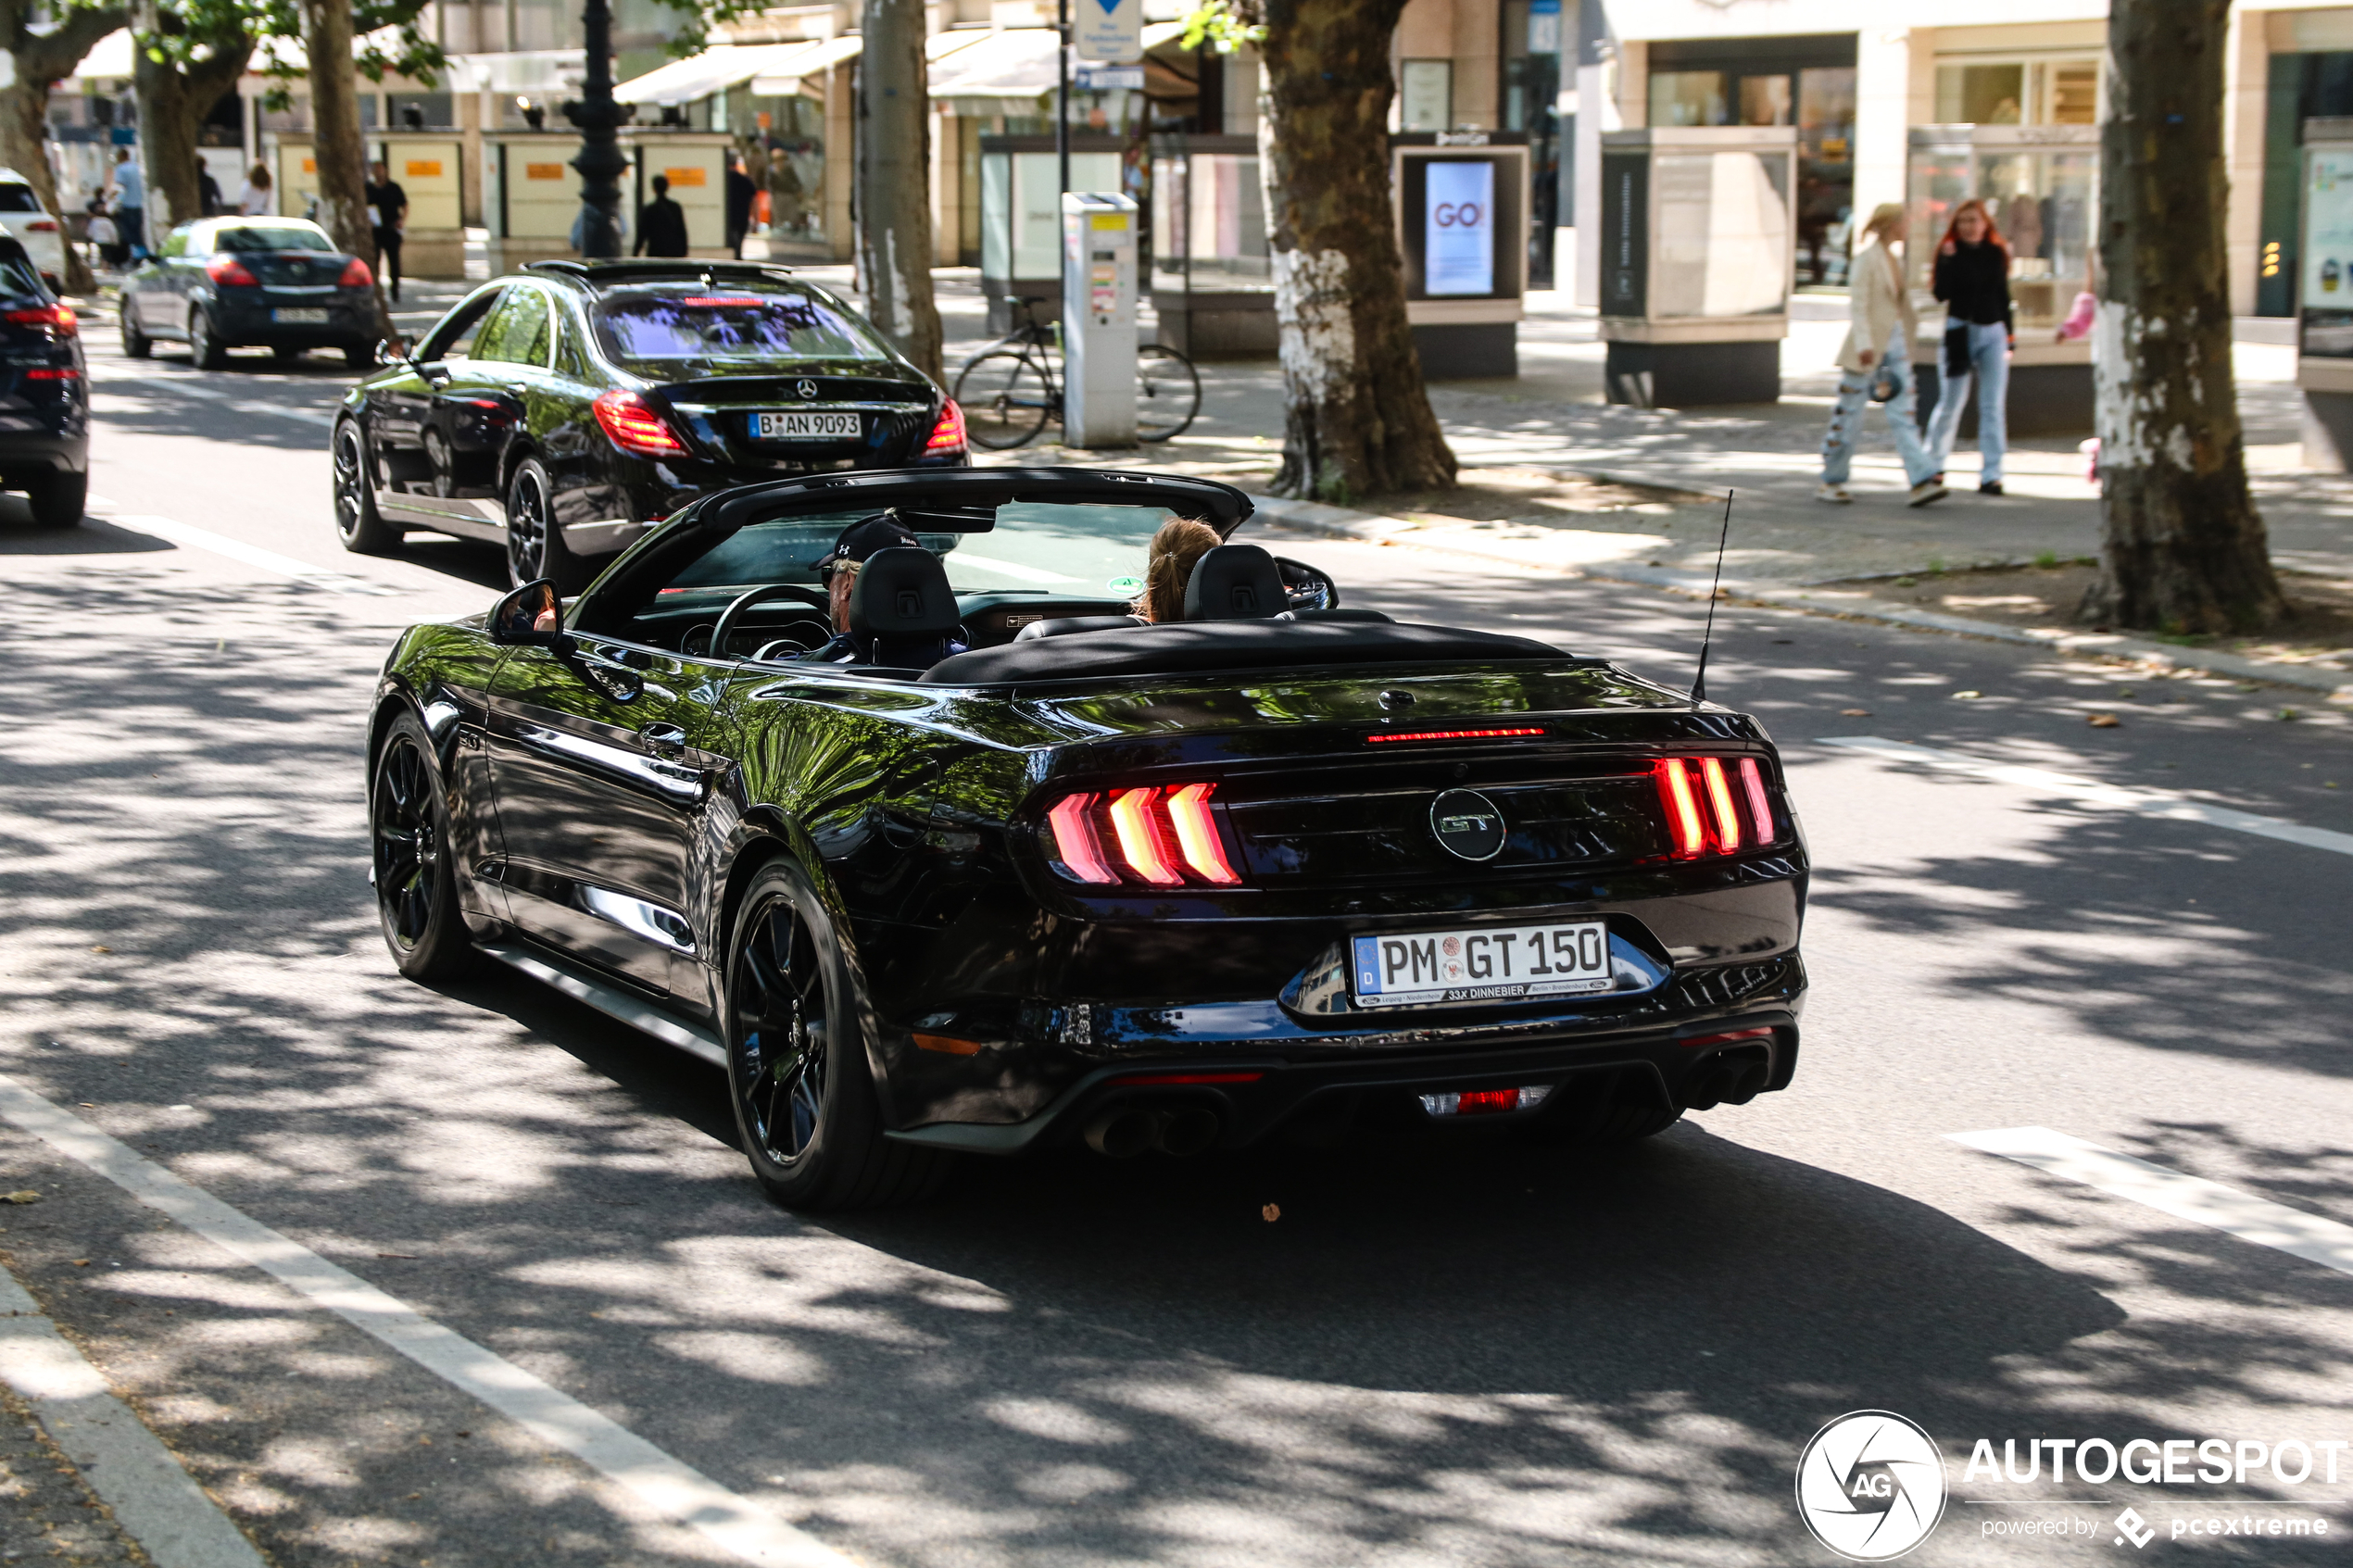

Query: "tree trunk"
left=1, top=2, right=132, bottom=295
left=1257, top=0, right=1454, bottom=504
left=2082, top=0, right=2284, bottom=633
left=855, top=0, right=942, bottom=382
left=299, top=0, right=394, bottom=344
left=133, top=34, right=252, bottom=236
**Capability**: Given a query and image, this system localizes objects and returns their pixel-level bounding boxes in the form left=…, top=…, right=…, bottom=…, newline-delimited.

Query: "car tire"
left=189, top=308, right=228, bottom=371
left=725, top=859, right=953, bottom=1212
left=342, top=342, right=371, bottom=370
left=370, top=710, right=475, bottom=981
left=504, top=456, right=589, bottom=595
left=333, top=420, right=400, bottom=555
left=24, top=471, right=86, bottom=529
left=120, top=306, right=150, bottom=360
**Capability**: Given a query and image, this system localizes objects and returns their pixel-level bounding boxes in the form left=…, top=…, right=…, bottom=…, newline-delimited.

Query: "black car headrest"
left=1014, top=614, right=1146, bottom=641
left=1183, top=544, right=1288, bottom=621
left=849, top=547, right=959, bottom=640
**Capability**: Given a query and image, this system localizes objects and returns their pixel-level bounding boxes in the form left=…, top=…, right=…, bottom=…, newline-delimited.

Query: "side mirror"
left=491, top=579, right=567, bottom=648
left=1274, top=556, right=1339, bottom=612
left=374, top=337, right=406, bottom=369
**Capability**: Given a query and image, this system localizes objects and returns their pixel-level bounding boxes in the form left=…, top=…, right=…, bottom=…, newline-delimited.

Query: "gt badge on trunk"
left=1429, top=787, right=1505, bottom=861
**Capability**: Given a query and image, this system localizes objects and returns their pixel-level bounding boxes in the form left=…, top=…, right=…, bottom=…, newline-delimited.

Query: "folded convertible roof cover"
left=917, top=619, right=1572, bottom=686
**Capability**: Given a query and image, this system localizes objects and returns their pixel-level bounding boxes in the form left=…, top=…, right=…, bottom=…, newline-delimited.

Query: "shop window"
left=1740, top=76, right=1792, bottom=127
left=1401, top=60, right=1453, bottom=132
left=1651, top=71, right=1727, bottom=129
left=2042, top=62, right=2099, bottom=124
left=1936, top=64, right=2025, bottom=125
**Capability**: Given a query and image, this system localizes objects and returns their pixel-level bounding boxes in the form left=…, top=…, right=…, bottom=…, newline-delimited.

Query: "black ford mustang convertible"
left=370, top=468, right=1807, bottom=1210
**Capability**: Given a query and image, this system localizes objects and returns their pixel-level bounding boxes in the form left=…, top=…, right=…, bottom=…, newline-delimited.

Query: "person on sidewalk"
left=237, top=161, right=273, bottom=217
left=107, top=149, right=144, bottom=260
left=635, top=175, right=689, bottom=258
left=365, top=161, right=408, bottom=303
left=1818, top=203, right=1946, bottom=508
left=724, top=156, right=756, bottom=259
left=1923, top=198, right=2015, bottom=495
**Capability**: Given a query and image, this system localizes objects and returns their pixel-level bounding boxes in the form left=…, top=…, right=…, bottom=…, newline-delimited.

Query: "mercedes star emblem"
left=796, top=380, right=819, bottom=399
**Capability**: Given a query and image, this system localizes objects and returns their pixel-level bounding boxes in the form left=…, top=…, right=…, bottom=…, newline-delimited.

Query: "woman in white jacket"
left=1818, top=203, right=1947, bottom=508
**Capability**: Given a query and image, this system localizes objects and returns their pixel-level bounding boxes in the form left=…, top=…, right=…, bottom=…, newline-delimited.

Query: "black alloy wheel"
left=505, top=457, right=587, bottom=594
left=189, top=308, right=228, bottom=371
left=369, top=712, right=473, bottom=979
left=725, top=860, right=950, bottom=1210
left=333, top=421, right=400, bottom=555
left=120, top=305, right=150, bottom=359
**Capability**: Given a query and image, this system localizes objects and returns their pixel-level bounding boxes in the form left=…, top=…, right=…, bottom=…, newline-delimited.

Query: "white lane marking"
left=113, top=515, right=401, bottom=597
left=1951, top=1127, right=2353, bottom=1279
left=0, top=1262, right=270, bottom=1568
left=0, top=1077, right=858, bottom=1568
left=1819, top=735, right=2353, bottom=858
left=944, top=550, right=1081, bottom=583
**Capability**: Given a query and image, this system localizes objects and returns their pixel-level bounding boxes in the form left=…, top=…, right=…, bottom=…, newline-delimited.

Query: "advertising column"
left=1393, top=132, right=1530, bottom=378
left=2298, top=122, right=2353, bottom=470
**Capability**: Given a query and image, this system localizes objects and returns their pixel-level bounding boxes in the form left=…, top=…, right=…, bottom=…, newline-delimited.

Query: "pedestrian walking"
left=107, top=148, right=145, bottom=259
left=1818, top=203, right=1946, bottom=508
left=198, top=164, right=222, bottom=217
left=1922, top=197, right=2015, bottom=495
left=634, top=174, right=689, bottom=258
left=237, top=161, right=272, bottom=216
left=365, top=160, right=409, bottom=302
left=724, top=156, right=756, bottom=259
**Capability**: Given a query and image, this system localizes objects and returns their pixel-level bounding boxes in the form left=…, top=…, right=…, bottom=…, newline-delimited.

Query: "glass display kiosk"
left=1391, top=132, right=1529, bottom=379
left=1597, top=126, right=1794, bottom=407
left=1149, top=134, right=1274, bottom=358
left=2296, top=119, right=2353, bottom=470
left=1905, top=124, right=2095, bottom=435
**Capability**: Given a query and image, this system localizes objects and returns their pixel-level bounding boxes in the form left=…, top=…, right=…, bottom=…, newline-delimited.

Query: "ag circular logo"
left=1794, top=1411, right=1948, bottom=1562
left=1429, top=788, right=1505, bottom=861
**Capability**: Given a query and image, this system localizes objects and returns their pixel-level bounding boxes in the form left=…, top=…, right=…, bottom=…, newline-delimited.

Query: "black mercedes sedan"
left=366, top=468, right=1808, bottom=1212
left=120, top=217, right=377, bottom=370
left=333, top=260, right=970, bottom=593
left=0, top=234, right=87, bottom=527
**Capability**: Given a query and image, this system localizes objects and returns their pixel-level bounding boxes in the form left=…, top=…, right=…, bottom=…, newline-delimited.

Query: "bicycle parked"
left=951, top=297, right=1202, bottom=450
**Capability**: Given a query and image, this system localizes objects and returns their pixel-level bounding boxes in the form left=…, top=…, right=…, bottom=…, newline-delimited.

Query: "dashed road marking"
left=0, top=1262, right=269, bottom=1567
left=1820, top=736, right=2353, bottom=858
left=108, top=514, right=400, bottom=596
left=1951, top=1126, right=2353, bottom=1279
left=0, top=1076, right=860, bottom=1568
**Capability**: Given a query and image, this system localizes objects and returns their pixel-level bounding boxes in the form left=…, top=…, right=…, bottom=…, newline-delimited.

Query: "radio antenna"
left=1690, top=489, right=1733, bottom=707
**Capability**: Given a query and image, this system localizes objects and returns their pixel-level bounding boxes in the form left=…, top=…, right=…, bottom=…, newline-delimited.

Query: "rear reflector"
left=1047, top=783, right=1242, bottom=887
left=22, top=367, right=79, bottom=380
left=1365, top=727, right=1544, bottom=745
left=1111, top=1072, right=1264, bottom=1086
left=1420, top=1085, right=1553, bottom=1117
left=913, top=1033, right=983, bottom=1056
left=1681, top=1026, right=1776, bottom=1049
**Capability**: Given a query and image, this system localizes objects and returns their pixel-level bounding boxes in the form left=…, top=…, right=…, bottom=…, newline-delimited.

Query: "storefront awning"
left=927, top=28, right=1061, bottom=102
left=746, top=34, right=862, bottom=98
left=616, top=42, right=826, bottom=107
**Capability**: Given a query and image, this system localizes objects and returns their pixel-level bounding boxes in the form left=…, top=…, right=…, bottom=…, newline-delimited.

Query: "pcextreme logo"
left=1796, top=1411, right=1950, bottom=1562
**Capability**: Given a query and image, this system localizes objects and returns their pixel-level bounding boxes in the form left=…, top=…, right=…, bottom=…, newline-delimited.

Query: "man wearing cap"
left=797, top=510, right=965, bottom=663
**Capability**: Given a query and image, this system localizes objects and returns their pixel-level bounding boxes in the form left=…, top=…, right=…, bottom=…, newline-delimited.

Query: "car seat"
left=1013, top=614, right=1147, bottom=641
left=848, top=546, right=962, bottom=668
left=1183, top=544, right=1289, bottom=620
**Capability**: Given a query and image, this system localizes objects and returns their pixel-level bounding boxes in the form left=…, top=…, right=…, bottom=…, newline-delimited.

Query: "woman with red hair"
left=1922, top=198, right=2015, bottom=495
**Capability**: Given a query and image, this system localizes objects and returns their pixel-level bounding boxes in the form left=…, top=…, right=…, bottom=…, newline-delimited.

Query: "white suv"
left=0, top=169, right=67, bottom=289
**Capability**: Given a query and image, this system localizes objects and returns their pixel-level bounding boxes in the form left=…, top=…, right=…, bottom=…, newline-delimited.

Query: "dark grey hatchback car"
left=120, top=217, right=376, bottom=370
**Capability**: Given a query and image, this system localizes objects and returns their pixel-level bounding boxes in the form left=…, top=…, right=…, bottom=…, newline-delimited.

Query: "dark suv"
left=333, top=260, right=969, bottom=589
left=0, top=235, right=86, bottom=528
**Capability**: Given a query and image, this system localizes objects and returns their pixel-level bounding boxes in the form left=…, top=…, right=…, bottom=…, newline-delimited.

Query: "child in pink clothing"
left=2056, top=290, right=2099, bottom=483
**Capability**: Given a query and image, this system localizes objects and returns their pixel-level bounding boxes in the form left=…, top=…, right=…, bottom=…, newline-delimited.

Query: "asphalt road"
left=0, top=323, right=2347, bottom=1567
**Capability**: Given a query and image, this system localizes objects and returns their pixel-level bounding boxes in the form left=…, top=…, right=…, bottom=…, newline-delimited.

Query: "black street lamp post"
left=565, top=0, right=628, bottom=258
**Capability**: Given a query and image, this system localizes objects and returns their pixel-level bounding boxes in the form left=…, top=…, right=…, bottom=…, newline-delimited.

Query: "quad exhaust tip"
left=1084, top=1106, right=1224, bottom=1158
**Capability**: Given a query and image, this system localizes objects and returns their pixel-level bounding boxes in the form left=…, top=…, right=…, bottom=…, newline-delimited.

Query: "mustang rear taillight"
left=1655, top=757, right=1781, bottom=859
left=1046, top=784, right=1241, bottom=886
left=594, top=389, right=689, bottom=457
left=925, top=398, right=967, bottom=454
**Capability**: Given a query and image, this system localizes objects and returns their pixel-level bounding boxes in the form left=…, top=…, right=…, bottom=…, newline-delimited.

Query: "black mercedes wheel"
left=370, top=711, right=474, bottom=980
left=505, top=457, right=588, bottom=594
left=120, top=306, right=150, bottom=359
left=726, top=860, right=950, bottom=1210
left=189, top=308, right=228, bottom=371
left=333, top=421, right=400, bottom=555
